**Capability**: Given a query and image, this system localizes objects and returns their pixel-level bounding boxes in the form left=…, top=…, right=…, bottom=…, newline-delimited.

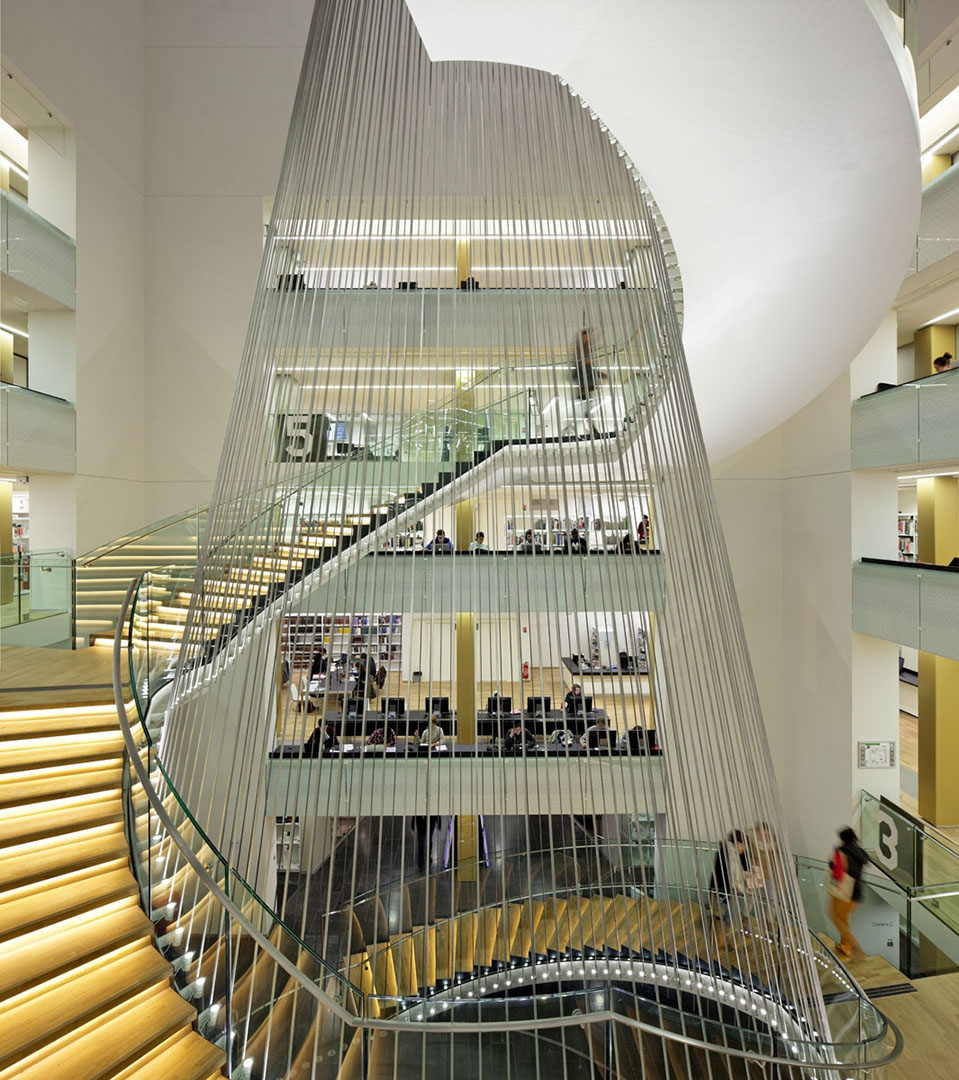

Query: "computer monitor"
left=424, top=696, right=451, bottom=717
left=486, top=695, right=512, bottom=716
left=627, top=727, right=657, bottom=753
left=566, top=694, right=593, bottom=716
left=587, top=728, right=614, bottom=750
left=526, top=696, right=551, bottom=717
left=384, top=697, right=405, bottom=718
left=345, top=698, right=365, bottom=718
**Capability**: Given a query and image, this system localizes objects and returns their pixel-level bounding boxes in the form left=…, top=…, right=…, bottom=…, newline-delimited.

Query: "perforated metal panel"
left=851, top=387, right=919, bottom=469
left=852, top=561, right=920, bottom=648
left=0, top=191, right=76, bottom=309
left=918, top=371, right=959, bottom=463
left=919, top=570, right=959, bottom=661
left=0, top=386, right=76, bottom=473
left=916, top=165, right=959, bottom=273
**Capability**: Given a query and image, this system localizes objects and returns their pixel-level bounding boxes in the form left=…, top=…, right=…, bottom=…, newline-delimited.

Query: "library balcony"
left=851, top=367, right=959, bottom=469
left=0, top=189, right=76, bottom=311
left=0, top=383, right=76, bottom=473
left=853, top=557, right=959, bottom=659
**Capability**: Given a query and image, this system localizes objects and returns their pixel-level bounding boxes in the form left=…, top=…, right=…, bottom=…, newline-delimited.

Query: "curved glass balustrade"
left=116, top=577, right=901, bottom=1076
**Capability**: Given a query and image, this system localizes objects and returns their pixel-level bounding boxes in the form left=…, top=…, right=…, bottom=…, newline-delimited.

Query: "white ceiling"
left=406, top=0, right=922, bottom=461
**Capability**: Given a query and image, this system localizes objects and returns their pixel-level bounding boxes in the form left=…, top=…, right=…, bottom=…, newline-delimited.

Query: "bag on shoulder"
left=824, top=849, right=854, bottom=901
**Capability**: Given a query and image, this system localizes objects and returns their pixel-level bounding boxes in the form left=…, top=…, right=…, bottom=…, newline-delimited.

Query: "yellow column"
left=455, top=499, right=474, bottom=553
left=0, top=481, right=13, bottom=605
left=0, top=330, right=13, bottom=385
left=914, top=325, right=954, bottom=379
left=455, top=611, right=480, bottom=879
left=917, top=477, right=959, bottom=565
left=916, top=475, right=959, bottom=823
left=922, top=155, right=951, bottom=187
left=456, top=240, right=471, bottom=288
left=918, top=653, right=959, bottom=825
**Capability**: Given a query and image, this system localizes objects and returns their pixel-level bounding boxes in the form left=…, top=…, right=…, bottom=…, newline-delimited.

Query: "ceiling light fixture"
left=899, top=469, right=959, bottom=480
left=0, top=151, right=28, bottom=181
left=922, top=122, right=959, bottom=159
left=0, top=321, right=27, bottom=338
left=918, top=305, right=959, bottom=328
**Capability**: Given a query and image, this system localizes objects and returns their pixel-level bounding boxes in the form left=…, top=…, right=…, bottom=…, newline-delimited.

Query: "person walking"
left=826, top=826, right=868, bottom=958
left=710, top=830, right=750, bottom=924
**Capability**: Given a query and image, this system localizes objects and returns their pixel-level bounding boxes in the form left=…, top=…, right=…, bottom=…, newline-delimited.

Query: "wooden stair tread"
left=0, top=732, right=125, bottom=770
left=0, top=865, right=137, bottom=940
left=0, top=796, right=123, bottom=846
left=111, top=1031, right=224, bottom=1080
left=0, top=823, right=128, bottom=890
left=0, top=943, right=172, bottom=1067
left=7, top=985, right=195, bottom=1080
left=0, top=902, right=151, bottom=999
left=0, top=761, right=123, bottom=807
left=0, top=711, right=118, bottom=738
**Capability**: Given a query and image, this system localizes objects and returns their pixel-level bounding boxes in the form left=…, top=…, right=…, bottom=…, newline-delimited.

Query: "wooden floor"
left=879, top=970, right=959, bottom=1080
left=0, top=645, right=116, bottom=708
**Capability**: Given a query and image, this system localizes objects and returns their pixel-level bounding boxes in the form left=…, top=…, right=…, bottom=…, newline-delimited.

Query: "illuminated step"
left=0, top=942, right=175, bottom=1070
left=0, top=899, right=151, bottom=1000
left=226, top=568, right=287, bottom=583
left=0, top=732, right=125, bottom=772
left=7, top=983, right=198, bottom=1080
left=0, top=822, right=129, bottom=892
left=0, top=759, right=123, bottom=808
left=0, top=865, right=137, bottom=940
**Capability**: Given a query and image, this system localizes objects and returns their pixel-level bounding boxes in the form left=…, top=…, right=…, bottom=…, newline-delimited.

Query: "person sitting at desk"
left=426, top=528, right=452, bottom=553
left=565, top=683, right=586, bottom=715
left=933, top=351, right=953, bottom=373
left=503, top=723, right=536, bottom=751
left=564, top=527, right=588, bottom=555
left=469, top=530, right=489, bottom=553
left=366, top=726, right=396, bottom=747
left=309, top=646, right=328, bottom=678
left=419, top=714, right=445, bottom=746
left=580, top=714, right=612, bottom=748
left=303, top=722, right=338, bottom=756
left=518, top=528, right=543, bottom=554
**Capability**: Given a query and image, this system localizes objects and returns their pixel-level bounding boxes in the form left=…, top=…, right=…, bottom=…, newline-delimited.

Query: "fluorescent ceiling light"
left=0, top=151, right=28, bottom=181
left=918, top=305, right=959, bottom=328
left=922, top=122, right=959, bottom=158
left=0, top=321, right=27, bottom=338
left=899, top=470, right=959, bottom=480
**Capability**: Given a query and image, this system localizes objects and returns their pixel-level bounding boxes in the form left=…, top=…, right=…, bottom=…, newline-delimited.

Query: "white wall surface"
left=3, top=0, right=147, bottom=554
left=142, top=0, right=312, bottom=522
left=715, top=314, right=903, bottom=858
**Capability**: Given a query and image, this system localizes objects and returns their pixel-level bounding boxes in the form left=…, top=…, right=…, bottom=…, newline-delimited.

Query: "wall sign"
left=273, top=413, right=328, bottom=463
left=858, top=741, right=896, bottom=768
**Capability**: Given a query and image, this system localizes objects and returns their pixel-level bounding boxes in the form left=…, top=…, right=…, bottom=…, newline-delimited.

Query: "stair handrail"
left=113, top=577, right=366, bottom=1026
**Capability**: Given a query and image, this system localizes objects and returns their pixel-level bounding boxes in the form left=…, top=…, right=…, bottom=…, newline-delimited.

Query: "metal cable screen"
left=154, top=0, right=838, bottom=1073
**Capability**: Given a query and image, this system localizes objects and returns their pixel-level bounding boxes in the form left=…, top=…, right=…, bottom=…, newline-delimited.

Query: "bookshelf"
left=282, top=612, right=404, bottom=670
left=897, top=513, right=917, bottom=562
left=504, top=514, right=630, bottom=551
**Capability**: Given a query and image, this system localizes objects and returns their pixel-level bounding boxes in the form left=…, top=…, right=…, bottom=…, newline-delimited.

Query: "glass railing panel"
left=860, top=790, right=959, bottom=889
left=0, top=550, right=73, bottom=635
left=0, top=189, right=76, bottom=308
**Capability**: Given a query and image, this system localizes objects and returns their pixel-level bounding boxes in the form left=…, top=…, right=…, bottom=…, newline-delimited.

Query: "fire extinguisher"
left=522, top=661, right=530, bottom=681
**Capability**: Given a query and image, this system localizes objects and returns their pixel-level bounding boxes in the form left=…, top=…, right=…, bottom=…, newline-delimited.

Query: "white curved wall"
left=407, top=0, right=921, bottom=459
